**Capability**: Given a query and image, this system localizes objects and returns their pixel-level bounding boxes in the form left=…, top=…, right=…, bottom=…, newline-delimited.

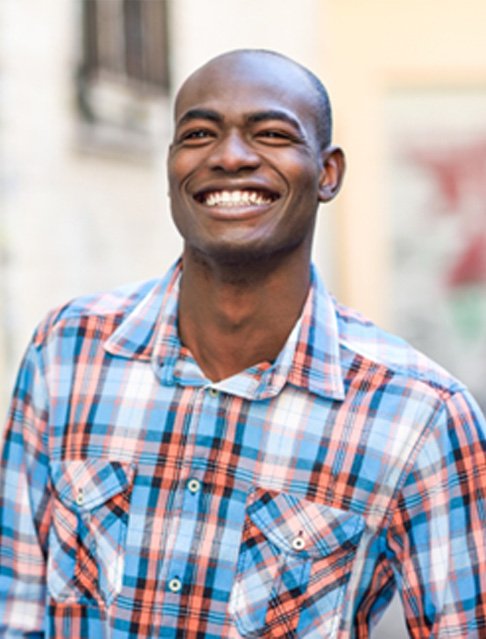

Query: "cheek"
left=281, top=154, right=321, bottom=187
left=168, top=149, right=207, bottom=184
left=167, top=153, right=192, bottom=191
left=287, top=174, right=320, bottom=209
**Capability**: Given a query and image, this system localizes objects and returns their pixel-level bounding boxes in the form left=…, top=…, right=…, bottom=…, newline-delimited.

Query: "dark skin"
left=168, top=51, right=345, bottom=381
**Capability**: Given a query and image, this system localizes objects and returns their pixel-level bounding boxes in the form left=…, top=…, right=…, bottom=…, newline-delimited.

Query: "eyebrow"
left=176, top=108, right=223, bottom=128
left=246, top=110, right=305, bottom=136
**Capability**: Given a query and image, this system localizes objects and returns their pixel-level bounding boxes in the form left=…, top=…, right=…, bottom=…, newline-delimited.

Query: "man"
left=0, top=49, right=485, bottom=638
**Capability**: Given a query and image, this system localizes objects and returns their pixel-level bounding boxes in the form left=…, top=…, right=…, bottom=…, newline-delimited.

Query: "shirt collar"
left=286, top=266, right=345, bottom=401
left=104, top=260, right=345, bottom=402
left=104, top=264, right=180, bottom=362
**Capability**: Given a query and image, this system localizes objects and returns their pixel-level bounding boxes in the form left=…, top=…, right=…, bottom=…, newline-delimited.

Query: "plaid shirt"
left=1, top=260, right=485, bottom=638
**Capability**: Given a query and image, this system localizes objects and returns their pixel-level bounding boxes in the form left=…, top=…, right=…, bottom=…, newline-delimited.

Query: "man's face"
left=168, top=53, right=342, bottom=265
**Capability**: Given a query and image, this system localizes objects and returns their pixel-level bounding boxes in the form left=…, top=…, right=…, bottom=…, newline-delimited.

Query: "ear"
left=318, top=146, right=346, bottom=203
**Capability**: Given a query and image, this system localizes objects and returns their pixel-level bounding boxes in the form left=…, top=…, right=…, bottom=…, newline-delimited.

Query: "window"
left=76, top=0, right=170, bottom=157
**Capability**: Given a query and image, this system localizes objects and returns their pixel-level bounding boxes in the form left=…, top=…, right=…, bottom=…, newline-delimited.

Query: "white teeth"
left=202, top=190, right=274, bottom=207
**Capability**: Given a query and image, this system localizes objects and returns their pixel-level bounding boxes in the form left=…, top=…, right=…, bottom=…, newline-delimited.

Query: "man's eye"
left=187, top=130, right=210, bottom=138
left=257, top=130, right=295, bottom=144
left=180, top=129, right=214, bottom=143
left=260, top=131, right=288, bottom=138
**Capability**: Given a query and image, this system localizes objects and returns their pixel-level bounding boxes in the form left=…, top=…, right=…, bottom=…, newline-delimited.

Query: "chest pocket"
left=48, top=459, right=135, bottom=608
left=229, top=488, right=365, bottom=638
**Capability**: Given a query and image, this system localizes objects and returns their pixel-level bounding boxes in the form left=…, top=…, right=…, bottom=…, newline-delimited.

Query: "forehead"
left=174, top=54, right=319, bottom=129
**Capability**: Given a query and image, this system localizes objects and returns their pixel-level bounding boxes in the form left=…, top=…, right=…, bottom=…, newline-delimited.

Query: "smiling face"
left=168, top=51, right=344, bottom=266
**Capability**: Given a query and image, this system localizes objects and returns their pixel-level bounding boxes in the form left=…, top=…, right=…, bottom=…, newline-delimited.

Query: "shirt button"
left=187, top=478, right=201, bottom=494
left=168, top=577, right=182, bottom=593
left=292, top=535, right=306, bottom=551
left=75, top=488, right=84, bottom=506
left=208, top=387, right=219, bottom=398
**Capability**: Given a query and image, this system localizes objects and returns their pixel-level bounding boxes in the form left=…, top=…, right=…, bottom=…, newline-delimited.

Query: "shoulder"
left=334, top=299, right=465, bottom=399
left=333, top=300, right=486, bottom=495
left=31, top=278, right=161, bottom=348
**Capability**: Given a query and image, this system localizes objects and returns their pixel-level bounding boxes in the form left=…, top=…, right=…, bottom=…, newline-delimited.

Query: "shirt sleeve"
left=0, top=340, right=51, bottom=637
left=387, top=389, right=486, bottom=637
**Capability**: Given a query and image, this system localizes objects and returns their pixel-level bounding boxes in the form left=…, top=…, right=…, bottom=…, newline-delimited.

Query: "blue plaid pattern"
left=0, top=260, right=485, bottom=637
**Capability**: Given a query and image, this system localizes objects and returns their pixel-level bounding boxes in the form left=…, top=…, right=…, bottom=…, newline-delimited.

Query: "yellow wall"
left=318, top=0, right=486, bottom=325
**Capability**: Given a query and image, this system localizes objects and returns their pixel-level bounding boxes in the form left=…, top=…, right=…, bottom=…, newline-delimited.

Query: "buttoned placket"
left=158, top=384, right=225, bottom=628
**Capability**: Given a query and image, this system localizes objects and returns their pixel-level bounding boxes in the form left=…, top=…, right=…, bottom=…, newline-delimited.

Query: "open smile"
left=194, top=188, right=280, bottom=209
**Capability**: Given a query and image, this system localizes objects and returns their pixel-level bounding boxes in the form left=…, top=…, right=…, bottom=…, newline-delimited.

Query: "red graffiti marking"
left=405, top=139, right=486, bottom=286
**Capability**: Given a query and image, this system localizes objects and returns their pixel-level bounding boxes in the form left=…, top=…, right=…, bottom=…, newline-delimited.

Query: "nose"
left=207, top=130, right=261, bottom=173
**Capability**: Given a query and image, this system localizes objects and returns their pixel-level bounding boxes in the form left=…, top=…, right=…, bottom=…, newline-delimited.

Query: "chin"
left=187, top=237, right=306, bottom=270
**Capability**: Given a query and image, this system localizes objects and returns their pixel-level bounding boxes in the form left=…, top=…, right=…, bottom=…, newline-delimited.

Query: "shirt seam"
left=339, top=339, right=463, bottom=398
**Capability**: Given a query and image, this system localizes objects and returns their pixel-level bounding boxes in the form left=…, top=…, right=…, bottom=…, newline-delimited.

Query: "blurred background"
left=1, top=1, right=486, bottom=636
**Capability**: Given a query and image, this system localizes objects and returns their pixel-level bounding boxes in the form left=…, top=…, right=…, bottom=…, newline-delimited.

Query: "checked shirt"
left=0, top=260, right=485, bottom=638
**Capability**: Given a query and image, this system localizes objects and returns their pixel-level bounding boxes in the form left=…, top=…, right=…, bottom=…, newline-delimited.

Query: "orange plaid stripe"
left=1, top=261, right=485, bottom=637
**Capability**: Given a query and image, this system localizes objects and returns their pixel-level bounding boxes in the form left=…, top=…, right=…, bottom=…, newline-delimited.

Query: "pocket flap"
left=50, top=459, right=135, bottom=512
left=247, top=488, right=364, bottom=559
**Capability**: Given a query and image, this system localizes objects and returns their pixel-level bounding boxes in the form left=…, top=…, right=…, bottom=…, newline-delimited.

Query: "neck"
left=178, top=247, right=311, bottom=382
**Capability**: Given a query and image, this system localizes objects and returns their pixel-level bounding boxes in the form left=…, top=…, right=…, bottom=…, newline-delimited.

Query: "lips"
left=194, top=188, right=280, bottom=208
